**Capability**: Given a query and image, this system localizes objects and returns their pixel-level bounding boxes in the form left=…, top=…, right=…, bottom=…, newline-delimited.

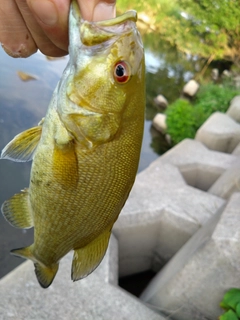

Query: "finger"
left=0, top=0, right=37, bottom=57
left=78, top=0, right=116, bottom=21
left=93, top=0, right=116, bottom=21
left=26, top=0, right=70, bottom=55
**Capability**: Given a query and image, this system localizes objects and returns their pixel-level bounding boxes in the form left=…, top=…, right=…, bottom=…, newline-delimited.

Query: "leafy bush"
left=165, top=99, right=197, bottom=144
left=194, top=83, right=239, bottom=117
left=165, top=83, right=239, bottom=145
left=220, top=288, right=240, bottom=320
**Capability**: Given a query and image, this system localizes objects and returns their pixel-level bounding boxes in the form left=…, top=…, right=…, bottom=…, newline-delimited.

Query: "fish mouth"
left=70, top=0, right=138, bottom=47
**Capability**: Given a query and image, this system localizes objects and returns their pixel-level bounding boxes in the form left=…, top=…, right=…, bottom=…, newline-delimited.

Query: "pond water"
left=0, top=36, right=200, bottom=278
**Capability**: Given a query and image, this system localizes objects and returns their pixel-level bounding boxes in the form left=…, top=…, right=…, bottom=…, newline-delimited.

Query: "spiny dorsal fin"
left=1, top=188, right=33, bottom=229
left=71, top=227, right=112, bottom=281
left=1, top=125, right=42, bottom=162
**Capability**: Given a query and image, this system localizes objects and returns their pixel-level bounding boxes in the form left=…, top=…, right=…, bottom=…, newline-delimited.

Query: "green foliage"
left=194, top=83, right=239, bottom=117
left=117, top=0, right=240, bottom=63
left=220, top=310, right=239, bottom=320
left=165, top=83, right=239, bottom=145
left=165, top=99, right=197, bottom=144
left=220, top=288, right=240, bottom=320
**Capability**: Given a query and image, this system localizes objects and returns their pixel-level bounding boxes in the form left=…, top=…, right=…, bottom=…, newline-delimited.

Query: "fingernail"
left=29, top=0, right=58, bottom=26
left=1, top=43, right=30, bottom=58
left=93, top=2, right=116, bottom=21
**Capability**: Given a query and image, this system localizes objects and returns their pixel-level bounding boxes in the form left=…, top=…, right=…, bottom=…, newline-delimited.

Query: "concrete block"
left=114, top=157, right=225, bottom=277
left=227, top=95, right=240, bottom=122
left=0, top=235, right=164, bottom=320
left=195, top=112, right=240, bottom=153
left=232, top=142, right=240, bottom=156
left=152, top=113, right=167, bottom=133
left=183, top=79, right=199, bottom=97
left=141, top=193, right=240, bottom=320
left=160, top=139, right=238, bottom=191
left=208, top=162, right=240, bottom=200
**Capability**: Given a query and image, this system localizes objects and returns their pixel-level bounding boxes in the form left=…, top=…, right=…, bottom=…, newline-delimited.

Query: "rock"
left=222, top=69, right=231, bottom=78
left=226, top=95, right=240, bottom=123
left=114, top=140, right=227, bottom=277
left=141, top=193, right=240, bottom=320
left=208, top=162, right=240, bottom=200
left=211, top=68, right=219, bottom=81
left=152, top=113, right=167, bottom=133
left=183, top=79, right=199, bottom=97
left=195, top=112, right=240, bottom=153
left=0, top=235, right=165, bottom=320
left=154, top=95, right=168, bottom=109
left=165, top=134, right=171, bottom=145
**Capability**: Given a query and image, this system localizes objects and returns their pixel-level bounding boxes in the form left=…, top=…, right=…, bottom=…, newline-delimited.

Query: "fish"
left=1, top=0, right=145, bottom=288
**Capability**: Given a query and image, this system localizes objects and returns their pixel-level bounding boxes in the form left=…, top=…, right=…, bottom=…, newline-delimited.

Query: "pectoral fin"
left=71, top=228, right=112, bottom=281
left=1, top=188, right=33, bottom=229
left=11, top=245, right=58, bottom=288
left=1, top=125, right=42, bottom=162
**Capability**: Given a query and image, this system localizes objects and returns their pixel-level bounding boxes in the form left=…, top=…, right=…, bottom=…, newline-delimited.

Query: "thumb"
left=77, top=0, right=116, bottom=21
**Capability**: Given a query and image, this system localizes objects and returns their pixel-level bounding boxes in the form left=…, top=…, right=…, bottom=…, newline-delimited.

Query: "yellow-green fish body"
left=1, top=0, right=145, bottom=288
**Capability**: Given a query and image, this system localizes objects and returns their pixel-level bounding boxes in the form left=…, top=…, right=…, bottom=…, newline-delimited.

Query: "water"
left=0, top=36, right=201, bottom=278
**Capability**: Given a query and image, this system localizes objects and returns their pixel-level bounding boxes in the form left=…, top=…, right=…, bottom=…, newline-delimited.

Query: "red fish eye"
left=113, top=61, right=130, bottom=83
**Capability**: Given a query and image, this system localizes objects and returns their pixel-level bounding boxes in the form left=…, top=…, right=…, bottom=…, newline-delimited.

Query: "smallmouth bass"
left=1, top=0, right=145, bottom=288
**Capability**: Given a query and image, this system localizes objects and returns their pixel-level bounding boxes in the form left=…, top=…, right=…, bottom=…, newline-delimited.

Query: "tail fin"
left=11, top=246, right=59, bottom=288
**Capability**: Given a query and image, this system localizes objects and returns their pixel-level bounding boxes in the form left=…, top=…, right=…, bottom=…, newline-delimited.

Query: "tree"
left=117, top=0, right=240, bottom=64
left=173, top=0, right=240, bottom=64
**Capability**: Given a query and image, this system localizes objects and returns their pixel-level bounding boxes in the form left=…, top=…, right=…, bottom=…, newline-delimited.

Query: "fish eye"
left=113, top=61, right=131, bottom=84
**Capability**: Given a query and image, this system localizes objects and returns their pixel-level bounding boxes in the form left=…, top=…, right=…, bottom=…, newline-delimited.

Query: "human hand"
left=0, top=0, right=116, bottom=58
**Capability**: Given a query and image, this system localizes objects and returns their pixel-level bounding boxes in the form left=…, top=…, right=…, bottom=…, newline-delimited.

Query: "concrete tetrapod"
left=0, top=235, right=165, bottom=320
left=195, top=112, right=240, bottom=153
left=114, top=142, right=226, bottom=277
left=141, top=193, right=240, bottom=320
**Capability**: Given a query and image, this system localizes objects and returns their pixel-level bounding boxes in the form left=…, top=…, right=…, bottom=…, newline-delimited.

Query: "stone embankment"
left=0, top=95, right=240, bottom=319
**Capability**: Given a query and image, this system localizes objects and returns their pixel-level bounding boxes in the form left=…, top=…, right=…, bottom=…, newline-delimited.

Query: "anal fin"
left=1, top=188, right=33, bottom=229
left=71, top=228, right=112, bottom=281
left=1, top=125, right=42, bottom=162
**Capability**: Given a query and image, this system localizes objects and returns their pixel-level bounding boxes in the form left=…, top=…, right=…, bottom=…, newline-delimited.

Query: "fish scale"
left=1, top=0, right=145, bottom=288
